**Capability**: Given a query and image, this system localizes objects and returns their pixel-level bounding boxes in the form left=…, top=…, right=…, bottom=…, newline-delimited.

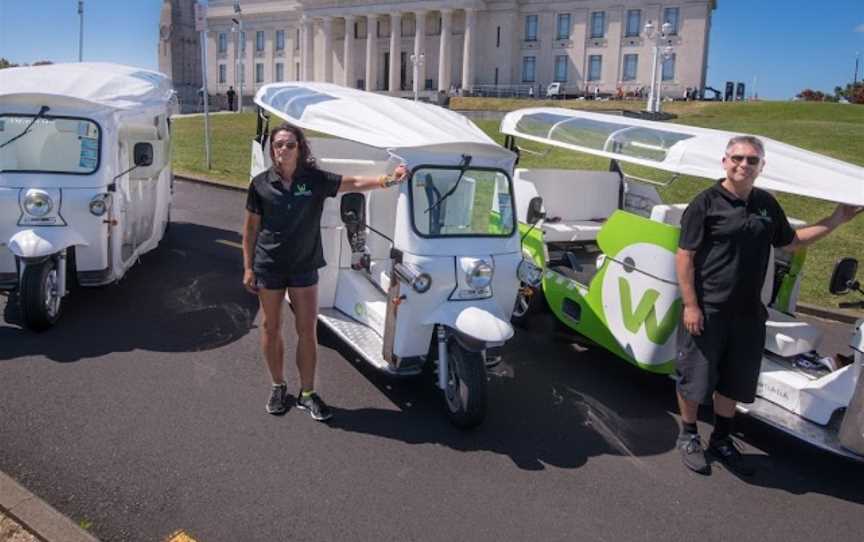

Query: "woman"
left=242, top=122, right=407, bottom=420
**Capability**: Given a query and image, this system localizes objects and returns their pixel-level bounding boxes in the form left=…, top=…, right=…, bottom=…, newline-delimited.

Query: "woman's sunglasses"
left=273, top=141, right=298, bottom=150
left=727, top=154, right=761, bottom=166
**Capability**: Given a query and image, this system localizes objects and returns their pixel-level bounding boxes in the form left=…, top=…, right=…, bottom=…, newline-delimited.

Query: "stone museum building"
left=191, top=0, right=715, bottom=103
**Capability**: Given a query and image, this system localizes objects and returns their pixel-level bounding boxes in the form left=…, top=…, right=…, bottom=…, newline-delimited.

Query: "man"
left=675, top=135, right=862, bottom=475
left=226, top=86, right=236, bottom=112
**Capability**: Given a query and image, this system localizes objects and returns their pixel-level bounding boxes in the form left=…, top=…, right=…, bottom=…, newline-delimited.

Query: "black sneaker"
left=677, top=433, right=711, bottom=475
left=265, top=383, right=288, bottom=415
left=708, top=436, right=756, bottom=476
left=296, top=391, right=333, bottom=422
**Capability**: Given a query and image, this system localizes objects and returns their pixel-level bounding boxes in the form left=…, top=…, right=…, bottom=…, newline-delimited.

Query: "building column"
left=322, top=16, right=334, bottom=83
left=413, top=11, right=427, bottom=93
left=461, top=8, right=476, bottom=91
left=388, top=13, right=402, bottom=94
left=301, top=16, right=314, bottom=80
left=343, top=15, right=356, bottom=87
left=437, top=9, right=452, bottom=91
left=365, top=14, right=378, bottom=91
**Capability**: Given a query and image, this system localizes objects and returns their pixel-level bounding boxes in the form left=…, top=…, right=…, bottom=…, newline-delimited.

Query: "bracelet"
left=378, top=174, right=390, bottom=187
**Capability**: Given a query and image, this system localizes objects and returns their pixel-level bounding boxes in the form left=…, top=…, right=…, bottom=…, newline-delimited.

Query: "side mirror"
left=526, top=196, right=545, bottom=225
left=829, top=257, right=858, bottom=295
left=340, top=192, right=366, bottom=226
left=133, top=143, right=154, bottom=167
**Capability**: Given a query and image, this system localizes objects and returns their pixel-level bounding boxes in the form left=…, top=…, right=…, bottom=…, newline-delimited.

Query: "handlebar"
left=393, top=262, right=432, bottom=293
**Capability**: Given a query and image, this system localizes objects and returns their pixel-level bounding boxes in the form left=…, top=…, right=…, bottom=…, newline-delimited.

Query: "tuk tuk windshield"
left=0, top=115, right=101, bottom=174
left=410, top=167, right=515, bottom=237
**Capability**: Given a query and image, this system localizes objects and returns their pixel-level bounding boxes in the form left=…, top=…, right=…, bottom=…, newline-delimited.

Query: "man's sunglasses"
left=727, top=154, right=761, bottom=166
left=273, top=141, right=298, bottom=150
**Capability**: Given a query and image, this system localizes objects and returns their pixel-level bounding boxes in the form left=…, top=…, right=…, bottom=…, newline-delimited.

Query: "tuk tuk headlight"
left=466, top=260, right=494, bottom=290
left=89, top=193, right=110, bottom=216
left=517, top=258, right=543, bottom=288
left=23, top=189, right=53, bottom=217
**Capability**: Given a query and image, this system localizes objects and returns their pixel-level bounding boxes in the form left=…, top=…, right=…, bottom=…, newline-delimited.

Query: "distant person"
left=242, top=123, right=408, bottom=419
left=528, top=86, right=534, bottom=98
left=227, top=86, right=236, bottom=112
left=674, top=135, right=862, bottom=476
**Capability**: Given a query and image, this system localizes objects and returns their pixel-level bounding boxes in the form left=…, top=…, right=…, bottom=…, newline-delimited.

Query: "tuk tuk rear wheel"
left=443, top=339, right=487, bottom=428
left=20, top=259, right=62, bottom=331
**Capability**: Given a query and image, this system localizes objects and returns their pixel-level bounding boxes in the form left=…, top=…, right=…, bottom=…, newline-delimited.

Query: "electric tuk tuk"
left=250, top=83, right=542, bottom=427
left=502, top=107, right=864, bottom=459
left=0, top=63, right=176, bottom=331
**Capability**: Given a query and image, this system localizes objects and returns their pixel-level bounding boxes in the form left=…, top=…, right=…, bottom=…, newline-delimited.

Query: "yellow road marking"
left=166, top=530, right=199, bottom=542
left=216, top=239, right=242, bottom=249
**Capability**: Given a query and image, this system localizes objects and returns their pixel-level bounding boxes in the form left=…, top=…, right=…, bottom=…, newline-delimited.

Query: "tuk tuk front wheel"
left=443, top=339, right=487, bottom=428
left=20, top=259, right=62, bottom=331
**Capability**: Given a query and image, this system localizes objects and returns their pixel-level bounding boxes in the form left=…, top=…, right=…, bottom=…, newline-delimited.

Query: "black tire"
left=20, top=259, right=62, bottom=331
left=511, top=283, right=545, bottom=328
left=443, top=338, right=487, bottom=428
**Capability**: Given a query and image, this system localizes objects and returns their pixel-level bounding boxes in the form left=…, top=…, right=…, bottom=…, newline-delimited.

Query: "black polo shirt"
left=246, top=166, right=342, bottom=275
left=678, top=181, right=796, bottom=312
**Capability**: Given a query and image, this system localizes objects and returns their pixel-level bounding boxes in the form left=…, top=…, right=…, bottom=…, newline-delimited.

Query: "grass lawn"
left=172, top=101, right=864, bottom=311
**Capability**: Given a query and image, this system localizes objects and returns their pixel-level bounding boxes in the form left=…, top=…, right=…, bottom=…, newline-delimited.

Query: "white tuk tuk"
left=0, top=63, right=176, bottom=330
left=250, top=83, right=543, bottom=427
left=501, top=107, right=864, bottom=459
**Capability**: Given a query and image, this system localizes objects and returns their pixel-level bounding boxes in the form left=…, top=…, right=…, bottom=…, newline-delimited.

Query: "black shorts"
left=255, top=269, right=319, bottom=290
left=675, top=306, right=768, bottom=404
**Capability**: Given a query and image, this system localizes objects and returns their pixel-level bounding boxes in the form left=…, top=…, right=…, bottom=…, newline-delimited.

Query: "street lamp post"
left=77, top=1, right=84, bottom=62
left=233, top=1, right=244, bottom=113
left=410, top=52, right=425, bottom=102
left=644, top=20, right=674, bottom=114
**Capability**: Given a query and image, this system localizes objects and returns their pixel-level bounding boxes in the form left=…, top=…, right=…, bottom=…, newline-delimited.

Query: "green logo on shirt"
left=295, top=183, right=312, bottom=197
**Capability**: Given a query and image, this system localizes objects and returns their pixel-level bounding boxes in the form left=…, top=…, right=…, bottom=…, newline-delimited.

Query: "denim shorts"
left=255, top=269, right=319, bottom=290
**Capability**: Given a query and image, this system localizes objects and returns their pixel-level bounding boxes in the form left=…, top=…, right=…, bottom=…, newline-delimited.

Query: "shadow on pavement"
left=319, top=311, right=681, bottom=471
left=0, top=222, right=259, bottom=362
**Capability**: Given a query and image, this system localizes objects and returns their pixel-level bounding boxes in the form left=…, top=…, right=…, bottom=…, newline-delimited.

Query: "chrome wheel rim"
left=43, top=265, right=60, bottom=319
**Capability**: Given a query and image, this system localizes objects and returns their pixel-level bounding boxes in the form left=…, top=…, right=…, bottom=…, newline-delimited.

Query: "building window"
left=377, top=20, right=383, bottom=38
left=275, top=30, right=285, bottom=51
left=402, top=17, right=414, bottom=37
left=588, top=55, right=602, bottom=81
left=295, top=62, right=300, bottom=80
left=662, top=53, right=676, bottom=81
left=240, top=63, right=245, bottom=83
left=625, top=10, right=641, bottom=37
left=554, top=55, right=568, bottom=82
left=622, top=54, right=638, bottom=81
left=240, top=31, right=246, bottom=52
left=218, top=32, right=227, bottom=53
left=275, top=63, right=284, bottom=82
left=590, top=12, right=605, bottom=39
left=664, top=7, right=680, bottom=35
left=218, top=64, right=226, bottom=83
left=295, top=28, right=300, bottom=49
left=431, top=16, right=441, bottom=36
left=496, top=26, right=501, bottom=48
left=256, top=31, right=265, bottom=52
left=522, top=56, right=536, bottom=82
left=255, top=63, right=264, bottom=83
left=525, top=15, right=538, bottom=42
left=494, top=67, right=499, bottom=85
left=557, top=14, right=571, bottom=40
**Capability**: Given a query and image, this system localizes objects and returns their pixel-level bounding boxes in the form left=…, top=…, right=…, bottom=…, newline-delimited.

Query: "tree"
left=0, top=58, right=19, bottom=70
left=32, top=60, right=53, bottom=66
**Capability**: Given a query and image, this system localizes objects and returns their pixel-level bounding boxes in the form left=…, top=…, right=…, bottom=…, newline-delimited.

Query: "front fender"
left=422, top=300, right=514, bottom=344
left=8, top=229, right=89, bottom=259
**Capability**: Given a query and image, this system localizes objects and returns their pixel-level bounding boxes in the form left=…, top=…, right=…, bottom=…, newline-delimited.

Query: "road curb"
left=173, top=174, right=862, bottom=326
left=796, top=302, right=861, bottom=324
left=0, top=471, right=99, bottom=542
left=175, top=172, right=246, bottom=192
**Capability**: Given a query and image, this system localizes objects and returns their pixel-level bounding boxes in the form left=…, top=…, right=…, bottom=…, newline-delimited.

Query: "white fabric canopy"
left=501, top=108, right=864, bottom=206
left=254, top=82, right=512, bottom=161
left=0, top=63, right=175, bottom=111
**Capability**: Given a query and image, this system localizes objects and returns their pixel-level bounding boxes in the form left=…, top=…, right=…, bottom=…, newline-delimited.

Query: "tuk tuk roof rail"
left=254, top=82, right=515, bottom=162
left=0, top=63, right=176, bottom=112
left=501, top=107, right=864, bottom=206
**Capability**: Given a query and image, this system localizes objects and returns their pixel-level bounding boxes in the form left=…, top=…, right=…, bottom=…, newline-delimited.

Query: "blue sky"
left=1, top=0, right=862, bottom=100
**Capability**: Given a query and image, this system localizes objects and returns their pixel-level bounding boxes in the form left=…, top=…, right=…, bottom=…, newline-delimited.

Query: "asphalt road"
left=1, top=180, right=862, bottom=542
